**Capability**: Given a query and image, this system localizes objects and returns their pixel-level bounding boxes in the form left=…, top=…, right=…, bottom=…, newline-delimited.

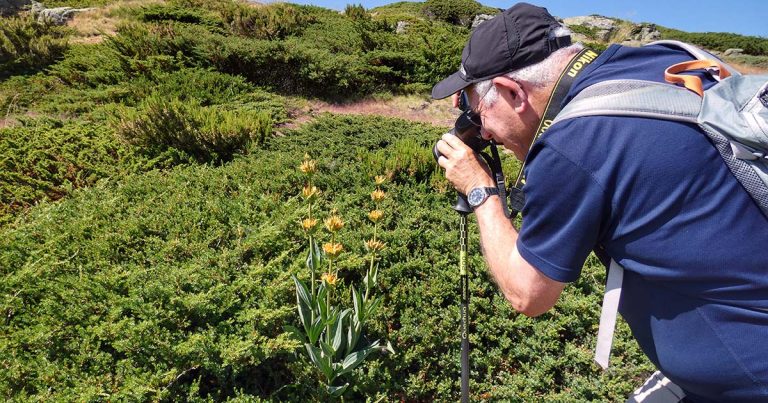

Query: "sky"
left=276, top=0, right=768, bottom=38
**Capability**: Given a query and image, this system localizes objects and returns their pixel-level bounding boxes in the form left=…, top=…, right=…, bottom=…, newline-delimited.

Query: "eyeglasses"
left=458, top=90, right=482, bottom=126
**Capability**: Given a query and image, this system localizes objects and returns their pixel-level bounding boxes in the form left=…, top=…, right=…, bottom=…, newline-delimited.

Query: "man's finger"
left=437, top=155, right=449, bottom=169
left=441, top=132, right=466, bottom=149
left=435, top=139, right=454, bottom=159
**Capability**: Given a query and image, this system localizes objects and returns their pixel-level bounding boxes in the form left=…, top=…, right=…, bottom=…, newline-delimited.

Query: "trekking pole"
left=433, top=94, right=515, bottom=401
left=458, top=210, right=470, bottom=403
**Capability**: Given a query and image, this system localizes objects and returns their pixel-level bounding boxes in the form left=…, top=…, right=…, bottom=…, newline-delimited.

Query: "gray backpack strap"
left=698, top=75, right=768, bottom=217
left=595, top=259, right=624, bottom=369
left=552, top=79, right=701, bottom=126
left=645, top=40, right=742, bottom=77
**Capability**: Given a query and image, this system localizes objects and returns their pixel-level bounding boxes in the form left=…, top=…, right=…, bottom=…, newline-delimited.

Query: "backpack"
left=550, top=40, right=768, bottom=369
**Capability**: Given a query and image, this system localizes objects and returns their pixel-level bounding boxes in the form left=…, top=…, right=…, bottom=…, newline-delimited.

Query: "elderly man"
left=433, top=2, right=768, bottom=402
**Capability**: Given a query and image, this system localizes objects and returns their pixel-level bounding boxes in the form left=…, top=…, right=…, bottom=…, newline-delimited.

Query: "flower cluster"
left=366, top=175, right=387, bottom=258
left=292, top=160, right=394, bottom=397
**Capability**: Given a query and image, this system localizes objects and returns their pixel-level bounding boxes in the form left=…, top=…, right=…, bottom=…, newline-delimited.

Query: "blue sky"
left=277, top=0, right=768, bottom=38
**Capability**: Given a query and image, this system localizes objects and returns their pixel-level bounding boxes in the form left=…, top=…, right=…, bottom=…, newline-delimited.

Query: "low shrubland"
left=659, top=27, right=768, bottom=56
left=0, top=119, right=148, bottom=225
left=0, top=114, right=654, bottom=401
left=7, top=0, right=763, bottom=400
left=0, top=14, right=70, bottom=78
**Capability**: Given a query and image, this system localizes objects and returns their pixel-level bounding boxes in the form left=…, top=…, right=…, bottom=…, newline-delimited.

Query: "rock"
left=0, top=0, right=32, bottom=16
left=629, top=23, right=661, bottom=43
left=30, top=1, right=93, bottom=25
left=724, top=48, right=744, bottom=57
left=563, top=15, right=617, bottom=42
left=471, top=14, right=495, bottom=29
left=395, top=21, right=409, bottom=34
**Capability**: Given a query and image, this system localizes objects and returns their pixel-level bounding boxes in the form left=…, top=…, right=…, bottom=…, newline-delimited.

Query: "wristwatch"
left=467, top=186, right=499, bottom=209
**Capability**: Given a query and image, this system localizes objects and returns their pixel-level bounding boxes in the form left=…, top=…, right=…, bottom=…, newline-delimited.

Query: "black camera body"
left=432, top=93, right=520, bottom=217
left=432, top=109, right=490, bottom=162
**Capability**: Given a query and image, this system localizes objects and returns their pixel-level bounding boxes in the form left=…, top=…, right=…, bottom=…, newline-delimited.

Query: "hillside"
left=1, top=0, right=765, bottom=401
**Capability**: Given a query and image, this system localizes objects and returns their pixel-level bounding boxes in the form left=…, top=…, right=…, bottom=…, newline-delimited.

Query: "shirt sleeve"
left=516, top=142, right=610, bottom=283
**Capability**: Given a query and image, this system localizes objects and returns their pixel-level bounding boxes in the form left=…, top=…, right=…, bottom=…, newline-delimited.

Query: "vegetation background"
left=2, top=0, right=767, bottom=401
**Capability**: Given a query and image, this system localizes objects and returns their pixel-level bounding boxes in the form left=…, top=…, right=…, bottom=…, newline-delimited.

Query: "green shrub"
left=123, top=68, right=257, bottom=106
left=344, top=4, right=370, bottom=21
left=422, top=0, right=483, bottom=26
left=47, top=43, right=129, bottom=87
left=0, top=119, right=149, bottom=225
left=36, top=4, right=469, bottom=100
left=112, top=95, right=272, bottom=163
left=658, top=26, right=768, bottom=56
left=369, top=1, right=426, bottom=21
left=0, top=14, right=70, bottom=78
left=570, top=24, right=599, bottom=40
left=223, top=3, right=318, bottom=40
left=725, top=54, right=768, bottom=70
left=40, top=0, right=114, bottom=7
left=137, top=3, right=224, bottom=30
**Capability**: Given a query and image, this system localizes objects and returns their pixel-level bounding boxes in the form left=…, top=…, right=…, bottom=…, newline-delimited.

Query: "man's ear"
left=492, top=76, right=528, bottom=113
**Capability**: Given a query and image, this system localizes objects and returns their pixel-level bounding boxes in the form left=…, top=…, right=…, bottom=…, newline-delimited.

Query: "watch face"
left=468, top=188, right=485, bottom=207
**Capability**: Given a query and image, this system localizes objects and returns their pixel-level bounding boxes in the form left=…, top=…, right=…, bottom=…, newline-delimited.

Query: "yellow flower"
left=324, top=215, right=344, bottom=233
left=374, top=175, right=387, bottom=185
left=371, top=189, right=386, bottom=202
left=302, top=185, right=319, bottom=201
left=299, top=159, right=317, bottom=174
left=368, top=210, right=384, bottom=223
left=321, top=272, right=338, bottom=285
left=323, top=242, right=344, bottom=259
left=365, top=239, right=386, bottom=252
left=301, top=218, right=318, bottom=232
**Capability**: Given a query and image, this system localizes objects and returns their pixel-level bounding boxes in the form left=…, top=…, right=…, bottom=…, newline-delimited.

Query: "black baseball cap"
left=431, top=2, right=571, bottom=99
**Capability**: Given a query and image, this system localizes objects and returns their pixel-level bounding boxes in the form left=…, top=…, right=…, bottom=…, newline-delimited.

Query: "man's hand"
left=435, top=132, right=495, bottom=195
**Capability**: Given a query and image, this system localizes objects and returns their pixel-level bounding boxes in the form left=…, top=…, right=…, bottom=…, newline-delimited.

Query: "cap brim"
left=431, top=71, right=472, bottom=99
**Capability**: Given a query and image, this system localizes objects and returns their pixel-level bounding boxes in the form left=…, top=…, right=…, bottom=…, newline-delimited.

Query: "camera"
left=432, top=92, right=490, bottom=161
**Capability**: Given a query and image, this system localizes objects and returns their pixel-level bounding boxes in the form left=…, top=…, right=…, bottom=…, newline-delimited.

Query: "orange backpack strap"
left=664, top=59, right=732, bottom=96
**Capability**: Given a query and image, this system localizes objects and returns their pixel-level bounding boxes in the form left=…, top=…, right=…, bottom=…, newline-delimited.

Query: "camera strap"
left=509, top=48, right=601, bottom=215
left=479, top=143, right=511, bottom=218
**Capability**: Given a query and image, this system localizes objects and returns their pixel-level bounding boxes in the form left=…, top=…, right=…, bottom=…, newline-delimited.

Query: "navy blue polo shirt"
left=517, top=44, right=768, bottom=402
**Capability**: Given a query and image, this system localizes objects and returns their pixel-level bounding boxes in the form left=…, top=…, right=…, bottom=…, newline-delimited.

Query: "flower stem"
left=326, top=285, right=332, bottom=344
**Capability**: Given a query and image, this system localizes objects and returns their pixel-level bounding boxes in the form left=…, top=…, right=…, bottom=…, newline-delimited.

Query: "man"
left=432, top=3, right=768, bottom=402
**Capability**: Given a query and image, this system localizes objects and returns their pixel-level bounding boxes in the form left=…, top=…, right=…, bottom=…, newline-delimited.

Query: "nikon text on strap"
left=508, top=48, right=600, bottom=214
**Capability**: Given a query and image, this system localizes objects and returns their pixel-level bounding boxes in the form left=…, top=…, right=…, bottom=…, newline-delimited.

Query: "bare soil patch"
left=280, top=95, right=458, bottom=132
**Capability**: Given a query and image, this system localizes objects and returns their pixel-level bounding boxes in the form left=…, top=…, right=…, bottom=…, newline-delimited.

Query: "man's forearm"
left=473, top=195, right=565, bottom=316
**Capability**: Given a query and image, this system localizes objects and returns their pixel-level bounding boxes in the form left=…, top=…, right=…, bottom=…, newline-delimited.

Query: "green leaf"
left=292, top=275, right=313, bottom=332
left=352, top=286, right=364, bottom=322
left=283, top=324, right=307, bottom=343
left=370, top=262, right=379, bottom=288
left=306, top=236, right=322, bottom=271
left=338, top=344, right=377, bottom=376
left=308, top=315, right=324, bottom=344
left=345, top=318, right=361, bottom=357
left=319, top=340, right=336, bottom=360
left=384, top=340, right=395, bottom=355
left=326, top=383, right=349, bottom=397
left=316, top=283, right=329, bottom=321
left=331, top=309, right=350, bottom=355
left=366, top=295, right=382, bottom=319
left=306, top=343, right=334, bottom=381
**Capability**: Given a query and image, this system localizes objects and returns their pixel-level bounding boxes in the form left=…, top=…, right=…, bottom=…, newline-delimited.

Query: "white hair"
left=474, top=27, right=583, bottom=106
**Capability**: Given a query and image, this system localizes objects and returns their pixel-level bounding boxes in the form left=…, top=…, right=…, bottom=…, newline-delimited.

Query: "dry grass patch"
left=67, top=0, right=166, bottom=44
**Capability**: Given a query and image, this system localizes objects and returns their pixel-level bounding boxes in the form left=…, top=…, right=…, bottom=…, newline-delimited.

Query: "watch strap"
left=469, top=186, right=499, bottom=208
